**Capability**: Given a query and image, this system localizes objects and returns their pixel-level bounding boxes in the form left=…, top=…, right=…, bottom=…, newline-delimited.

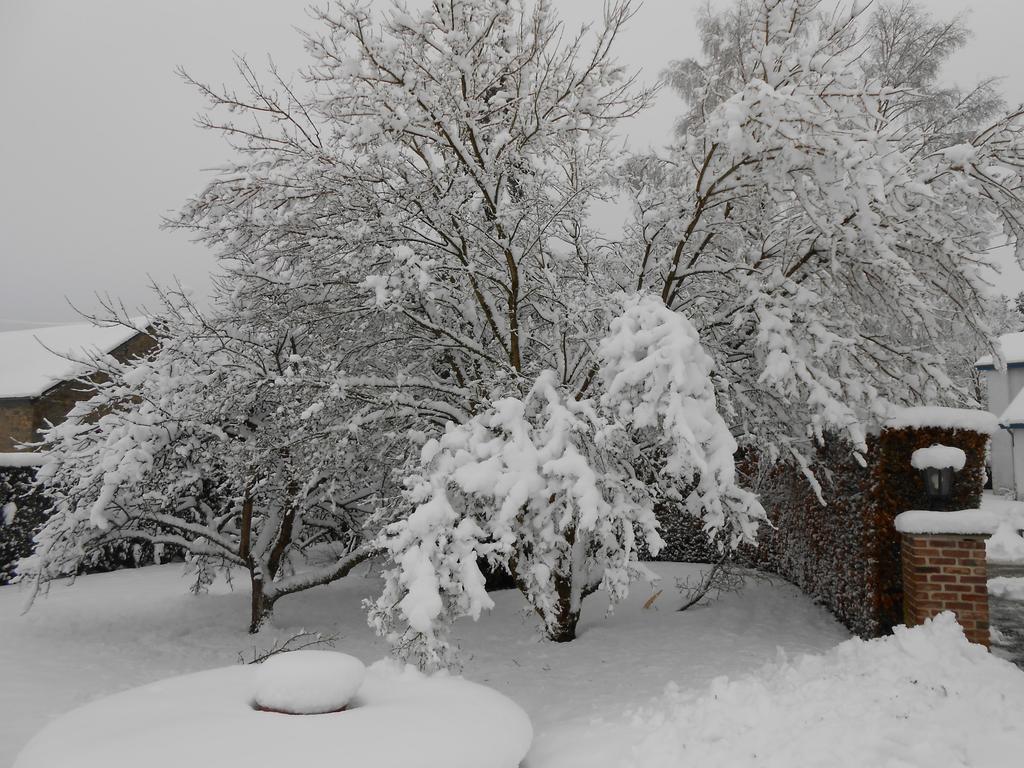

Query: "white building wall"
left=1011, top=434, right=1024, bottom=499
left=982, top=366, right=1024, bottom=497
left=1009, top=367, right=1024, bottom=404
left=986, top=367, right=1011, bottom=415
left=991, top=428, right=1014, bottom=496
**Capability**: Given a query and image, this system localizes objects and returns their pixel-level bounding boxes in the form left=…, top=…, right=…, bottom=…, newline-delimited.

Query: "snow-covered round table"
left=14, top=656, right=532, bottom=768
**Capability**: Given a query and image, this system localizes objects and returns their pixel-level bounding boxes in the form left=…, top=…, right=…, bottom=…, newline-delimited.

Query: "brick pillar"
left=900, top=533, right=989, bottom=646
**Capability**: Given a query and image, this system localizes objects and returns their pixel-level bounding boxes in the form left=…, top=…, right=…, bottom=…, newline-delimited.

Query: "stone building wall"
left=0, top=331, right=156, bottom=451
left=0, top=400, right=36, bottom=452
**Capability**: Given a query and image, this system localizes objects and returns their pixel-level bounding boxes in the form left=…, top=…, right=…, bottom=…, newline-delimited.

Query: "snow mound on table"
left=624, top=613, right=1024, bottom=768
left=253, top=650, right=365, bottom=714
left=14, top=659, right=532, bottom=768
left=910, top=444, right=966, bottom=471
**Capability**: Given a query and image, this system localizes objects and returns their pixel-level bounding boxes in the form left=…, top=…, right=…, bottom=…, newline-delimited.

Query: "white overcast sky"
left=1, top=0, right=1023, bottom=332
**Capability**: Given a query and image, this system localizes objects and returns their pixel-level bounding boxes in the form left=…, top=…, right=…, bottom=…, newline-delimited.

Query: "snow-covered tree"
left=629, top=0, right=1024, bottom=477
left=172, top=0, right=1024, bottom=665
left=21, top=293, right=395, bottom=632
left=36, top=0, right=1024, bottom=668
left=663, top=1, right=1004, bottom=144
left=863, top=0, right=1005, bottom=148
left=169, top=0, right=762, bottom=661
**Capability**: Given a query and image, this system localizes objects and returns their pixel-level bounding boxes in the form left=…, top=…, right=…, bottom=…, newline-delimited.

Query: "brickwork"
left=901, top=533, right=989, bottom=646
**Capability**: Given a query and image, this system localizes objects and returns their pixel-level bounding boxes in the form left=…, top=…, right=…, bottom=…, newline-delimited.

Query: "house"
left=0, top=319, right=154, bottom=452
left=976, top=331, right=1024, bottom=497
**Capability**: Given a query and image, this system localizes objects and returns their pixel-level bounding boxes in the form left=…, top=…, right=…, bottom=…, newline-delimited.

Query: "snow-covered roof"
left=1000, top=386, right=1024, bottom=428
left=0, top=319, right=149, bottom=399
left=884, top=406, right=998, bottom=434
left=0, top=452, right=48, bottom=468
left=975, top=331, right=1024, bottom=369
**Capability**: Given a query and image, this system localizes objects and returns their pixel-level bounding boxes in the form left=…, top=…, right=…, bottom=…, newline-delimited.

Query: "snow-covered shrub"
left=370, top=371, right=659, bottom=667
left=371, top=296, right=764, bottom=668
left=598, top=294, right=762, bottom=549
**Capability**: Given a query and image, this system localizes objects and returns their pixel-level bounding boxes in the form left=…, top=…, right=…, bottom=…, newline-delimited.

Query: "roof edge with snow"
left=0, top=452, right=48, bottom=468
left=0, top=318, right=150, bottom=400
left=976, top=330, right=1024, bottom=369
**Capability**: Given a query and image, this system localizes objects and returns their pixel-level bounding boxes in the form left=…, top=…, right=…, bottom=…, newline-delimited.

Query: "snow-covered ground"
left=0, top=562, right=845, bottom=766
left=982, top=491, right=1024, bottom=564
left=3, top=561, right=1023, bottom=767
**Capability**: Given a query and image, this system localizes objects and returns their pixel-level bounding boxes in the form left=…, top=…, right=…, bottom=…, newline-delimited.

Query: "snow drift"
left=539, top=613, right=1024, bottom=768
left=629, top=613, right=1024, bottom=767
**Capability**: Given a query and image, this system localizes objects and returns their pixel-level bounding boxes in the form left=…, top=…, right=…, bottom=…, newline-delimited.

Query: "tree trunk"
left=544, top=572, right=581, bottom=643
left=545, top=604, right=580, bottom=643
left=248, top=573, right=276, bottom=634
left=511, top=551, right=584, bottom=643
left=244, top=490, right=293, bottom=634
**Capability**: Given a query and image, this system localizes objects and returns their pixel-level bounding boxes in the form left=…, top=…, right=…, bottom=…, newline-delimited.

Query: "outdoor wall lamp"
left=911, top=444, right=966, bottom=511
left=921, top=465, right=954, bottom=504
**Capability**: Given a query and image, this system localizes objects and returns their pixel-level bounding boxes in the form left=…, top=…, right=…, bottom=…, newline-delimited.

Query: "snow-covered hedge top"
left=894, top=509, right=1007, bottom=536
left=0, top=452, right=47, bottom=468
left=884, top=407, right=998, bottom=435
left=910, top=445, right=966, bottom=472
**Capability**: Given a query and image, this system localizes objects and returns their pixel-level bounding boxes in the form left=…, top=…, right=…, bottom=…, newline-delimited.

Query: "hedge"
left=0, top=466, right=51, bottom=585
left=652, top=422, right=989, bottom=638
left=1, top=466, right=179, bottom=585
